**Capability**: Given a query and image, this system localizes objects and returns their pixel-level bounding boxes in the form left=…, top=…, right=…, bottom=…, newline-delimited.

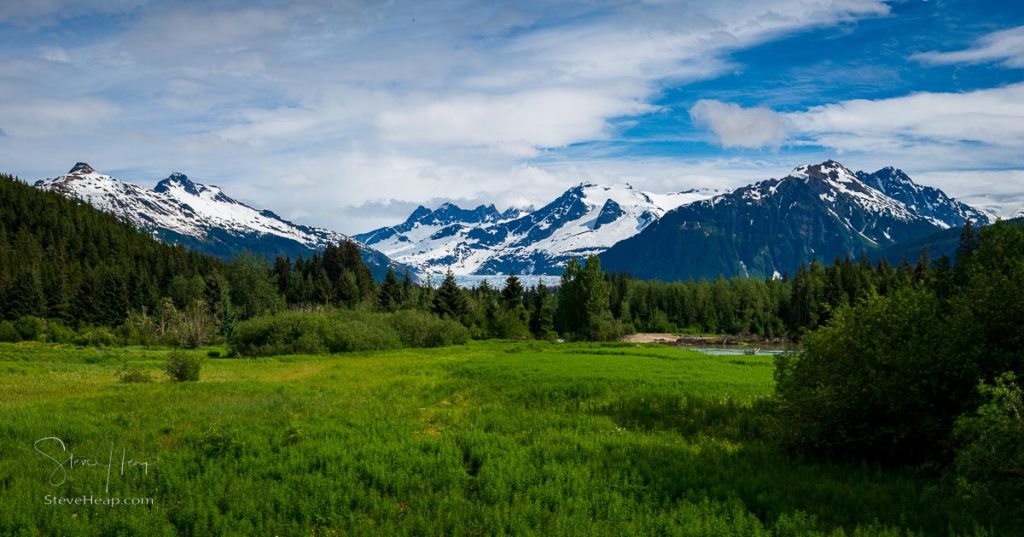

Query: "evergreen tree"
left=432, top=269, right=469, bottom=322
left=529, top=280, right=555, bottom=340
left=500, top=272, right=525, bottom=311
left=377, top=268, right=403, bottom=312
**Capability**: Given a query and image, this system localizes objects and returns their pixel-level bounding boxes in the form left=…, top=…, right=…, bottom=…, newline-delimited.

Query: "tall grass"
left=0, top=341, right=1003, bottom=536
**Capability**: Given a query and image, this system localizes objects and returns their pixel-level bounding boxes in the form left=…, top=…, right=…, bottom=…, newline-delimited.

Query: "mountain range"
left=599, top=160, right=991, bottom=280
left=360, top=159, right=993, bottom=281
left=34, top=163, right=397, bottom=278
left=354, top=183, right=719, bottom=276
left=33, top=159, right=1001, bottom=284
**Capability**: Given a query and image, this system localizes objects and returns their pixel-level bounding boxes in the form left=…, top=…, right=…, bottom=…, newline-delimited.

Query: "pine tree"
left=500, top=272, right=525, bottom=311
left=432, top=269, right=468, bottom=322
left=377, top=268, right=403, bottom=312
left=529, top=280, right=555, bottom=340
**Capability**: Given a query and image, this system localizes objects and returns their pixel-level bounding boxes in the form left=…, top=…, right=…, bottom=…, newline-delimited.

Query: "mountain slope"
left=355, top=183, right=718, bottom=276
left=0, top=172, right=222, bottom=324
left=600, top=160, right=985, bottom=281
left=35, top=163, right=397, bottom=279
left=855, top=167, right=992, bottom=227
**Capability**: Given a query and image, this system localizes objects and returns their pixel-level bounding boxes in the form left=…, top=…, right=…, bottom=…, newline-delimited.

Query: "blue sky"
left=1, top=0, right=1023, bottom=232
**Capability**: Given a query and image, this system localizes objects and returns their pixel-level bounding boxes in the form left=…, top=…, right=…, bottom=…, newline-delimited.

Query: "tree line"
left=0, top=171, right=969, bottom=346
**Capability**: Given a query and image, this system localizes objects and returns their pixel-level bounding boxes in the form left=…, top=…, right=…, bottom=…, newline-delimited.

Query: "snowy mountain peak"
left=355, top=181, right=720, bottom=276
left=154, top=172, right=207, bottom=196
left=68, top=162, right=95, bottom=174
left=792, top=159, right=859, bottom=184
left=35, top=163, right=363, bottom=257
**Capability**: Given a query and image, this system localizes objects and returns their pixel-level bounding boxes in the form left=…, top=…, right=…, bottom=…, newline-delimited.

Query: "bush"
left=46, top=321, right=76, bottom=344
left=387, top=310, right=470, bottom=347
left=0, top=321, right=19, bottom=342
left=73, top=326, right=116, bottom=347
left=229, top=312, right=329, bottom=357
left=207, top=350, right=221, bottom=358
left=774, top=287, right=973, bottom=463
left=14, top=316, right=45, bottom=341
left=229, top=309, right=468, bottom=357
left=322, top=317, right=401, bottom=353
left=952, top=372, right=1024, bottom=520
left=117, top=365, right=153, bottom=383
left=165, top=351, right=202, bottom=382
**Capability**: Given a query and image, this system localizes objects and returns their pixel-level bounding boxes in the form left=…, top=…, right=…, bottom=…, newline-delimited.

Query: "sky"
left=1, top=0, right=1023, bottom=233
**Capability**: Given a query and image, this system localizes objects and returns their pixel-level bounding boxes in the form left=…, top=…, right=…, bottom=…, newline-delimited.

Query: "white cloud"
left=0, top=97, right=119, bottom=137
left=912, top=25, right=1024, bottom=68
left=689, top=100, right=790, bottom=148
left=0, top=0, right=892, bottom=232
left=785, top=83, right=1024, bottom=160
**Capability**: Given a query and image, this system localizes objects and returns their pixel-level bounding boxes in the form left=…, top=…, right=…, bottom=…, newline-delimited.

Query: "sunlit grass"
left=0, top=341, right=995, bottom=536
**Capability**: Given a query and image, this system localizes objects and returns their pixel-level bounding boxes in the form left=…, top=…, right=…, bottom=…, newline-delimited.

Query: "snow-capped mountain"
left=855, top=166, right=993, bottom=227
left=35, top=163, right=397, bottom=277
left=355, top=183, right=719, bottom=276
left=600, top=160, right=992, bottom=281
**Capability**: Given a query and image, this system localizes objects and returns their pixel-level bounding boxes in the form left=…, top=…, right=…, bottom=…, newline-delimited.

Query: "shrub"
left=14, top=316, right=45, bottom=341
left=46, top=321, right=76, bottom=344
left=229, top=312, right=329, bottom=357
left=73, top=326, right=116, bottom=347
left=0, top=321, right=19, bottom=343
left=207, top=350, right=221, bottom=358
left=952, top=372, right=1024, bottom=520
left=387, top=310, right=470, bottom=347
left=229, top=309, right=467, bottom=357
left=165, top=351, right=202, bottom=382
left=322, top=317, right=401, bottom=353
left=774, top=287, right=974, bottom=463
left=117, top=365, right=153, bottom=383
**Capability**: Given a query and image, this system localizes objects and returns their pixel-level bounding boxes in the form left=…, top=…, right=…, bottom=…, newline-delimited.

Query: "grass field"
left=0, top=341, right=996, bottom=536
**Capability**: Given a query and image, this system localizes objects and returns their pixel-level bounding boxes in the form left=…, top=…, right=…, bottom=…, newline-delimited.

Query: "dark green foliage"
left=775, top=220, right=1024, bottom=482
left=228, top=252, right=284, bottom=320
left=528, top=280, right=556, bottom=340
left=774, top=287, right=967, bottom=461
left=377, top=268, right=403, bottom=312
left=557, top=256, right=620, bottom=341
left=432, top=269, right=469, bottom=321
left=0, top=173, right=223, bottom=329
left=500, top=272, right=525, bottom=310
left=165, top=351, right=202, bottom=381
left=13, top=316, right=45, bottom=341
left=953, top=372, right=1024, bottom=518
left=0, top=321, right=18, bottom=342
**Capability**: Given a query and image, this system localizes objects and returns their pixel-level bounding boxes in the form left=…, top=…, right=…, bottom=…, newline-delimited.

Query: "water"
left=684, top=346, right=794, bottom=356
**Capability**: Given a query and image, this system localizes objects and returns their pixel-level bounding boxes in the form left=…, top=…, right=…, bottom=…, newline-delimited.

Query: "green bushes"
left=73, top=326, right=117, bottom=347
left=774, top=287, right=968, bottom=462
left=229, top=308, right=468, bottom=357
left=13, top=316, right=45, bottom=340
left=165, top=351, right=202, bottom=381
left=0, top=321, right=17, bottom=342
left=952, top=372, right=1024, bottom=518
left=386, top=310, right=469, bottom=348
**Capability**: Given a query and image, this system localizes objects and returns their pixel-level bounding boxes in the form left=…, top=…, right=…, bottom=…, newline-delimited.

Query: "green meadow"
left=0, top=341, right=993, bottom=536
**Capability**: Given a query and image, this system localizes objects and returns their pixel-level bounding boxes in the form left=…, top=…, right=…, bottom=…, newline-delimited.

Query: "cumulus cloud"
left=785, top=83, right=1024, bottom=155
left=689, top=100, right=790, bottom=149
left=0, top=0, right=892, bottom=232
left=912, top=25, right=1024, bottom=68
